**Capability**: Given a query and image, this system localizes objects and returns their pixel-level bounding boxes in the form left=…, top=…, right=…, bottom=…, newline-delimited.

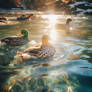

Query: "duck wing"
left=34, top=46, right=56, bottom=59
left=24, top=46, right=40, bottom=54
left=29, top=49, right=40, bottom=53
left=1, top=36, right=28, bottom=46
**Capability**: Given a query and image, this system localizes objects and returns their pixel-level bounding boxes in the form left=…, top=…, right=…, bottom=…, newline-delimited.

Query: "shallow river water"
left=0, top=12, right=92, bottom=92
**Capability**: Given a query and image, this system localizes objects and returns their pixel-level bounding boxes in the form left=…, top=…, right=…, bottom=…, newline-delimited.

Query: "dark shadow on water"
left=0, top=44, right=20, bottom=65
left=0, top=25, right=13, bottom=30
left=19, top=57, right=54, bottom=67
left=0, top=60, right=92, bottom=92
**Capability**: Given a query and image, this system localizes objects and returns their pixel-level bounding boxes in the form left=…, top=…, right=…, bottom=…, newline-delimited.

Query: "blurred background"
left=0, top=0, right=92, bottom=15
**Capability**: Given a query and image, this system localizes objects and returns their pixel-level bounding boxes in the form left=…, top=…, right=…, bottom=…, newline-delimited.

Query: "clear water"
left=0, top=12, right=92, bottom=92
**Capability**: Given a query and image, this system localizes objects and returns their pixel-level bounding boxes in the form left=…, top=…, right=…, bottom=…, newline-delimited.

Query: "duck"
left=66, top=18, right=72, bottom=26
left=56, top=18, right=72, bottom=33
left=17, top=14, right=34, bottom=21
left=15, top=35, right=56, bottom=62
left=0, top=29, right=29, bottom=46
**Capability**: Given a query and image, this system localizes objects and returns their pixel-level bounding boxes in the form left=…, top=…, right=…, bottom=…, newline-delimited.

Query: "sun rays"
left=42, top=14, right=58, bottom=41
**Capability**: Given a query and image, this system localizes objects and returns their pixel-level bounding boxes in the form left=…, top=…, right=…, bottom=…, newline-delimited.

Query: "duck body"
left=17, top=14, right=33, bottom=21
left=17, top=17, right=29, bottom=21
left=1, top=36, right=29, bottom=46
left=21, top=45, right=56, bottom=60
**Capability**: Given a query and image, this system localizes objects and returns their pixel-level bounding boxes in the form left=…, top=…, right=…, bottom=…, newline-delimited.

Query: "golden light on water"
left=68, top=86, right=73, bottom=92
left=48, top=15, right=58, bottom=25
left=42, top=14, right=58, bottom=41
left=47, top=15, right=58, bottom=41
left=48, top=15, right=58, bottom=41
left=69, top=27, right=73, bottom=30
left=49, top=28, right=57, bottom=40
left=82, top=16, right=88, bottom=19
left=41, top=14, right=58, bottom=23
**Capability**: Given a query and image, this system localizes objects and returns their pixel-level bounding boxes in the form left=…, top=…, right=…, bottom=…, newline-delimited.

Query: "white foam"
left=28, top=40, right=37, bottom=45
left=22, top=53, right=30, bottom=57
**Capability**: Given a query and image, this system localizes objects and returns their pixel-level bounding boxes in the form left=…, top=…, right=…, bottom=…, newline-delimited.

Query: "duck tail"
left=1, top=38, right=11, bottom=43
left=15, top=52, right=30, bottom=62
left=14, top=53, right=23, bottom=64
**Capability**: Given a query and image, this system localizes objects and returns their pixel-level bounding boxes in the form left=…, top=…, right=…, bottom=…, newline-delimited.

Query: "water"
left=0, top=12, right=92, bottom=92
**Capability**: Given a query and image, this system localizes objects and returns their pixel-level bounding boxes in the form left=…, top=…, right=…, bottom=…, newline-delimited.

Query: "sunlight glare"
left=49, top=28, right=57, bottom=41
left=42, top=14, right=58, bottom=41
left=69, top=27, right=73, bottom=30
left=82, top=16, right=88, bottom=19
left=48, top=15, right=58, bottom=41
left=41, top=15, right=47, bottom=19
left=49, top=71, right=60, bottom=76
left=48, top=15, right=58, bottom=25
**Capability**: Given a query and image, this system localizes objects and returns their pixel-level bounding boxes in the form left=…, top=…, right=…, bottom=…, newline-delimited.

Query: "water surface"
left=0, top=12, right=92, bottom=92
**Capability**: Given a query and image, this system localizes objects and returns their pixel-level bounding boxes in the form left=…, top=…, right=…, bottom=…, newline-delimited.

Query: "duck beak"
left=16, top=33, right=23, bottom=36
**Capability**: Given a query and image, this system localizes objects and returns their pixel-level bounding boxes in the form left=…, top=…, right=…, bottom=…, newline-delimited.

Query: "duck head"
left=21, top=29, right=28, bottom=38
left=21, top=14, right=25, bottom=17
left=17, top=29, right=28, bottom=38
left=66, top=18, right=72, bottom=25
left=42, top=35, right=50, bottom=46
